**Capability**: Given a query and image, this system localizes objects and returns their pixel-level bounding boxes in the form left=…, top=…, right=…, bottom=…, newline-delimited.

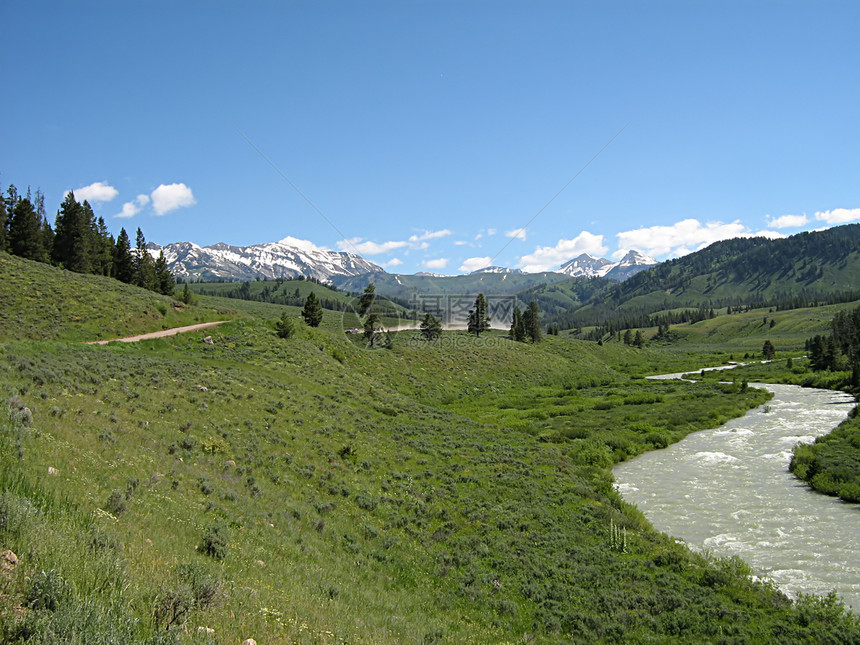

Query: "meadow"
left=1, top=252, right=859, bottom=644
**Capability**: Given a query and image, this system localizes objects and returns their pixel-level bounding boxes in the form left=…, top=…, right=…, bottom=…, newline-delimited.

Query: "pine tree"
left=275, top=311, right=296, bottom=339
left=633, top=330, right=644, bottom=348
left=762, top=340, right=775, bottom=360
left=0, top=192, right=8, bottom=252
left=509, top=305, right=526, bottom=342
left=154, top=250, right=175, bottom=295
left=134, top=228, right=156, bottom=289
left=364, top=312, right=380, bottom=347
left=301, top=292, right=324, bottom=327
left=112, top=228, right=134, bottom=283
left=467, top=293, right=490, bottom=337
left=358, top=283, right=376, bottom=315
left=523, top=300, right=541, bottom=343
left=92, top=217, right=114, bottom=276
left=420, top=312, right=442, bottom=340
left=52, top=192, right=92, bottom=273
left=8, top=198, right=46, bottom=261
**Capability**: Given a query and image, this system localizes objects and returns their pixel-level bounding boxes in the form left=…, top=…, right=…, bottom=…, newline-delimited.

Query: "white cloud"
left=151, top=182, right=196, bottom=215
left=516, top=231, right=608, bottom=272
left=505, top=228, right=527, bottom=241
left=337, top=238, right=408, bottom=255
left=409, top=229, right=451, bottom=243
left=767, top=214, right=808, bottom=229
left=615, top=218, right=756, bottom=258
left=458, top=256, right=492, bottom=273
left=115, top=194, right=150, bottom=219
left=422, top=258, right=449, bottom=270
left=487, top=228, right=497, bottom=236
left=453, top=240, right=469, bottom=246
left=74, top=181, right=118, bottom=203
left=814, top=208, right=860, bottom=225
left=381, top=257, right=403, bottom=268
left=278, top=236, right=329, bottom=253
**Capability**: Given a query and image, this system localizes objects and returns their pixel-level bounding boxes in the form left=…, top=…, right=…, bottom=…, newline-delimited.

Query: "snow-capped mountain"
left=557, top=250, right=657, bottom=281
left=470, top=266, right=525, bottom=275
left=604, top=249, right=658, bottom=281
left=557, top=254, right=614, bottom=278
left=149, top=236, right=384, bottom=282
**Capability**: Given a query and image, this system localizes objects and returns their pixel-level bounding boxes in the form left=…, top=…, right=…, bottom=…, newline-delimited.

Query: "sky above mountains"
left=2, top=1, right=858, bottom=275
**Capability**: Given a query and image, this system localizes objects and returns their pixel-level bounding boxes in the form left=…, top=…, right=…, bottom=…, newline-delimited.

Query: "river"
left=613, top=380, right=860, bottom=610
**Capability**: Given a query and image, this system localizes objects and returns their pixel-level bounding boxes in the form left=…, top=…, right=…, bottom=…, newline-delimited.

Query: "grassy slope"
left=0, top=253, right=228, bottom=341
left=1, top=259, right=858, bottom=643
left=588, top=300, right=860, bottom=356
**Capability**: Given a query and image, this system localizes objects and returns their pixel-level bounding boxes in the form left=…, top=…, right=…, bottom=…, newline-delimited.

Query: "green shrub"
left=103, top=490, right=127, bottom=516
left=0, top=491, right=36, bottom=536
left=199, top=524, right=229, bottom=560
left=26, top=569, right=70, bottom=612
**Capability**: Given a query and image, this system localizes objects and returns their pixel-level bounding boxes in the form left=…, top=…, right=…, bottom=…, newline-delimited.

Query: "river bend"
left=613, top=382, right=859, bottom=610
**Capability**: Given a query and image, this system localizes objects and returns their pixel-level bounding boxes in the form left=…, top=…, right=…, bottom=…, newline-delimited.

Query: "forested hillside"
left=548, top=225, right=860, bottom=329
left=0, top=183, right=173, bottom=296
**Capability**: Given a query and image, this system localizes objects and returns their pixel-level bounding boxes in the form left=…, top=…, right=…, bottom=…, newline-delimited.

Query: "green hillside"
left=1, top=255, right=858, bottom=643
left=332, top=270, right=573, bottom=303
left=187, top=277, right=357, bottom=311
left=573, top=224, right=860, bottom=326
left=0, top=252, right=226, bottom=341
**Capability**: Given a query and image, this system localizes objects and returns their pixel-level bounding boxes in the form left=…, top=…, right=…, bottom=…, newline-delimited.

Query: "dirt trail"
left=86, top=321, right=229, bottom=345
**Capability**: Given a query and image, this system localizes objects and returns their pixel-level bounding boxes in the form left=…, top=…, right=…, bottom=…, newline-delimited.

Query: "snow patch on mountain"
left=149, top=238, right=384, bottom=282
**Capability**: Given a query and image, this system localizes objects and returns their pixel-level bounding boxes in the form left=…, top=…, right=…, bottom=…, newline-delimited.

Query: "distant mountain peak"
left=557, top=250, right=656, bottom=281
left=470, top=265, right=524, bottom=275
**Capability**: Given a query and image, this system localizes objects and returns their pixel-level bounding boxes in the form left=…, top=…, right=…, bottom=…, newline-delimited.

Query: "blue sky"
left=2, top=1, right=858, bottom=274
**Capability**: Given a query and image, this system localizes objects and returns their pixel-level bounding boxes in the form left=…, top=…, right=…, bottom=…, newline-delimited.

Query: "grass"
left=1, top=254, right=859, bottom=643
left=0, top=253, right=228, bottom=342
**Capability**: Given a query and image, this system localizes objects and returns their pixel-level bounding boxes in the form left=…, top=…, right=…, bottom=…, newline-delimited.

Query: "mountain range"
left=557, top=250, right=657, bottom=281
left=149, top=237, right=383, bottom=282
left=150, top=237, right=656, bottom=283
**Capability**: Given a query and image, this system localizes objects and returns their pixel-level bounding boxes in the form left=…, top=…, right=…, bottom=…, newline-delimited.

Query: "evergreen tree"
left=275, top=311, right=296, bottom=339
left=523, top=300, right=541, bottom=343
left=154, top=250, right=175, bottom=295
left=420, top=312, right=442, bottom=340
left=467, top=293, right=490, bottom=337
left=180, top=283, right=195, bottom=305
left=301, top=292, right=324, bottom=327
left=134, top=228, right=156, bottom=289
left=0, top=192, right=7, bottom=252
left=623, top=329, right=633, bottom=345
left=509, top=305, right=526, bottom=342
left=633, top=330, right=644, bottom=348
left=762, top=340, right=775, bottom=360
left=363, top=312, right=380, bottom=347
left=92, top=217, right=114, bottom=276
left=52, top=192, right=92, bottom=272
left=34, top=189, right=53, bottom=260
left=8, top=198, right=46, bottom=261
left=112, top=228, right=134, bottom=283
left=358, top=283, right=376, bottom=315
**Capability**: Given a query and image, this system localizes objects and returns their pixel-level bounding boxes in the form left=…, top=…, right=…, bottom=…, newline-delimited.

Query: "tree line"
left=806, top=304, right=860, bottom=386
left=0, top=184, right=174, bottom=295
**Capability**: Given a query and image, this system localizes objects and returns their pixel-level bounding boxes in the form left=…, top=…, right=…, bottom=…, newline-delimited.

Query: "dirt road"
left=86, top=321, right=229, bottom=345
